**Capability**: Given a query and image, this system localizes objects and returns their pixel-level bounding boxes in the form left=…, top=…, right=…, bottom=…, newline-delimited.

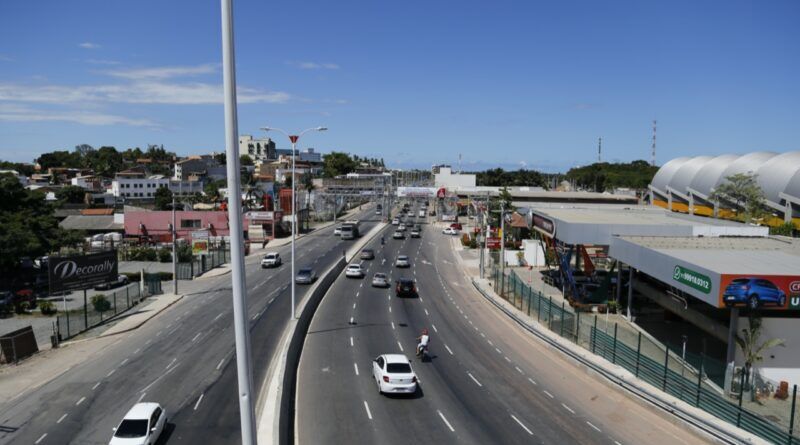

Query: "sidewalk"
left=99, top=293, right=183, bottom=337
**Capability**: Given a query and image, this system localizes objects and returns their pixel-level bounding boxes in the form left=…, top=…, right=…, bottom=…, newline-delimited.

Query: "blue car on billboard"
left=723, top=277, right=786, bottom=309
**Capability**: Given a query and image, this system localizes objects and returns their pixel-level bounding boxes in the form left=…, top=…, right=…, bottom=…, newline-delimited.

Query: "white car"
left=345, top=264, right=364, bottom=278
left=395, top=255, right=410, bottom=268
left=398, top=224, right=406, bottom=231
left=260, top=252, right=282, bottom=268
left=110, top=402, right=166, bottom=445
left=334, top=226, right=343, bottom=236
left=391, top=218, right=400, bottom=225
left=392, top=231, right=405, bottom=240
left=442, top=227, right=459, bottom=235
left=372, top=272, right=389, bottom=287
left=372, top=354, right=418, bottom=395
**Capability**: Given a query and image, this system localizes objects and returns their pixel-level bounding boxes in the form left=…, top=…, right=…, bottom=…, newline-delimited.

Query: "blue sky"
left=0, top=0, right=798, bottom=172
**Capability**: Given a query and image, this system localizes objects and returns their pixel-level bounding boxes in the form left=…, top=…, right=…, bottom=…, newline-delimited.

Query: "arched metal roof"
left=650, top=157, right=691, bottom=194
left=668, top=156, right=714, bottom=195
left=688, top=154, right=739, bottom=198
left=717, top=151, right=777, bottom=187
left=755, top=151, right=800, bottom=205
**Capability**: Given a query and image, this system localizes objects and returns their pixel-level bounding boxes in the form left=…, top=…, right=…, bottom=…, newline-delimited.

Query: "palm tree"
left=735, top=316, right=785, bottom=400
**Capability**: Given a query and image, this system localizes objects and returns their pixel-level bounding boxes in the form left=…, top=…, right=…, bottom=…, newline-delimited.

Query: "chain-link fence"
left=490, top=266, right=800, bottom=445
left=175, top=248, right=231, bottom=280
left=56, top=279, right=158, bottom=341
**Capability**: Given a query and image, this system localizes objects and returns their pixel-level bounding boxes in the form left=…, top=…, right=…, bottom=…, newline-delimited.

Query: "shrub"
left=129, top=247, right=158, bottom=262
left=158, top=248, right=172, bottom=263
left=91, top=294, right=111, bottom=313
left=176, top=243, right=193, bottom=262
left=15, top=301, right=30, bottom=314
left=770, top=222, right=796, bottom=237
left=39, top=300, right=57, bottom=315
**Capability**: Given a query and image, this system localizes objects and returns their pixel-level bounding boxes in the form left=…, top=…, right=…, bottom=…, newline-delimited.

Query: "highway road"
left=0, top=205, right=378, bottom=445
left=296, top=202, right=711, bottom=445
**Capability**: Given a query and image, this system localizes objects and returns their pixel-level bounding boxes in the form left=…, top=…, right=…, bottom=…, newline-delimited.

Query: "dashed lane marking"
left=511, top=414, right=534, bottom=436
left=35, top=433, right=47, bottom=444
left=431, top=324, right=438, bottom=333
left=75, top=396, right=85, bottom=406
left=543, top=390, right=554, bottom=399
left=586, top=421, right=602, bottom=433
left=354, top=363, right=360, bottom=376
left=495, top=348, right=502, bottom=354
left=194, top=393, right=204, bottom=410
left=57, top=413, right=67, bottom=424
left=437, top=410, right=455, bottom=432
left=217, top=358, right=225, bottom=370
left=397, top=341, right=404, bottom=352
left=364, top=401, right=373, bottom=420
left=138, top=392, right=146, bottom=403
left=467, top=372, right=482, bottom=387
left=92, top=382, right=100, bottom=390
left=444, top=344, right=454, bottom=355
left=504, top=356, right=511, bottom=363
left=561, top=403, right=575, bottom=414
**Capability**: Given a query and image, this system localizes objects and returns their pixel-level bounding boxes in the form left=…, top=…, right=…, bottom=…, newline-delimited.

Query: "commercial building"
left=173, top=156, right=221, bottom=181
left=434, top=166, right=476, bottom=188
left=111, top=175, right=170, bottom=200
left=240, top=135, right=276, bottom=162
left=124, top=210, right=232, bottom=243
left=649, top=151, right=800, bottom=228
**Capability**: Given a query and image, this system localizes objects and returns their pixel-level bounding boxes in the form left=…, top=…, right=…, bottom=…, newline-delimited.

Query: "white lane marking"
left=586, top=421, right=602, bottom=432
left=419, top=296, right=424, bottom=302
left=120, top=358, right=129, bottom=366
left=424, top=308, right=429, bottom=316
left=145, top=339, right=153, bottom=345
left=75, top=396, right=86, bottom=406
left=480, top=332, right=486, bottom=338
left=35, top=433, right=47, bottom=444
left=106, top=369, right=115, bottom=377
left=360, top=283, right=363, bottom=288
left=353, top=303, right=357, bottom=310
left=191, top=332, right=202, bottom=342
left=504, top=356, right=511, bottom=363
left=364, top=400, right=373, bottom=420
left=217, top=358, right=225, bottom=370
left=444, top=344, right=454, bottom=355
left=137, top=392, right=146, bottom=403
left=515, top=366, right=524, bottom=374
left=467, top=372, right=482, bottom=387
left=391, top=322, right=395, bottom=330
left=487, top=339, right=493, bottom=346
left=133, top=348, right=141, bottom=354
left=356, top=291, right=360, bottom=297
left=431, top=324, right=438, bottom=333
left=92, top=382, right=101, bottom=390
left=397, top=341, right=404, bottom=352
left=194, top=393, right=204, bottom=410
left=614, top=442, right=622, bottom=445
left=437, top=410, right=455, bottom=432
left=354, top=363, right=360, bottom=376
left=495, top=347, right=502, bottom=354
left=388, top=306, right=392, bottom=313
left=528, top=377, right=537, bottom=386
left=155, top=331, right=162, bottom=337
left=350, top=317, right=354, bottom=324
left=543, top=390, right=554, bottom=399
left=561, top=403, right=575, bottom=414
left=165, top=358, right=177, bottom=370
left=511, top=414, right=534, bottom=435
left=57, top=413, right=68, bottom=424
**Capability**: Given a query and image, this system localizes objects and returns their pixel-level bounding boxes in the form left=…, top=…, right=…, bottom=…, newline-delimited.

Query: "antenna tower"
left=651, top=120, right=657, bottom=166
left=597, top=137, right=602, bottom=163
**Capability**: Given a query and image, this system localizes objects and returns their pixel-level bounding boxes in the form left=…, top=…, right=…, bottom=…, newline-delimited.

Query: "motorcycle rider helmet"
left=422, top=328, right=429, bottom=335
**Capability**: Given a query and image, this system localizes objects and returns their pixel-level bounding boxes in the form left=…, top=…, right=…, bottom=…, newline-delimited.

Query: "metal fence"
left=176, top=248, right=231, bottom=280
left=56, top=278, right=161, bottom=341
left=491, top=267, right=800, bottom=445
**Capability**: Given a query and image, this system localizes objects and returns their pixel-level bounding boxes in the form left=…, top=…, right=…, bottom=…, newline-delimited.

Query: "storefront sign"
left=673, top=265, right=712, bottom=294
left=486, top=237, right=501, bottom=249
left=532, top=213, right=555, bottom=238
left=48, top=250, right=118, bottom=293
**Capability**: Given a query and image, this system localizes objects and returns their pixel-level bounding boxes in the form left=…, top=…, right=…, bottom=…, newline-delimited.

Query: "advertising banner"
left=486, top=237, right=501, bottom=249
left=719, top=274, right=800, bottom=311
left=48, top=250, right=118, bottom=293
left=397, top=187, right=436, bottom=198
left=532, top=213, right=555, bottom=238
left=192, top=230, right=210, bottom=255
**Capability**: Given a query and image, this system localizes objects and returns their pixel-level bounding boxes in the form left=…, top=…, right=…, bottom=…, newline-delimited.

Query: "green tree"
left=736, top=316, right=785, bottom=397
left=709, top=173, right=766, bottom=222
left=213, top=152, right=226, bottom=164
left=84, top=146, right=124, bottom=177
left=322, top=152, right=357, bottom=178
left=55, top=185, right=87, bottom=204
left=240, top=154, right=254, bottom=166
left=121, top=147, right=144, bottom=164
left=498, top=186, right=514, bottom=211
left=91, top=294, right=111, bottom=313
left=36, top=150, right=82, bottom=170
left=154, top=186, right=173, bottom=211
left=565, top=160, right=658, bottom=191
left=203, top=179, right=227, bottom=202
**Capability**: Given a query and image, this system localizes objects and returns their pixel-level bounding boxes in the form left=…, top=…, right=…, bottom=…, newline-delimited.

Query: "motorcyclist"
left=381, top=236, right=385, bottom=245
left=416, top=328, right=430, bottom=356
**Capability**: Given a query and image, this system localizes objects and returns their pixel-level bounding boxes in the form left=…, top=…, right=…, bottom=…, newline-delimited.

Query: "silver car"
left=372, top=272, right=389, bottom=287
left=296, top=267, right=317, bottom=284
left=395, top=255, right=410, bottom=268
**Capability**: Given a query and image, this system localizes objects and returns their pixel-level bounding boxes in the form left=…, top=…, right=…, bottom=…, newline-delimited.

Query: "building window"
left=180, top=219, right=202, bottom=228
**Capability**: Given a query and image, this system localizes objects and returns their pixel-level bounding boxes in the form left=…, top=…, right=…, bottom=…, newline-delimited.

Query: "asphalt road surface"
left=296, top=203, right=711, bottom=445
left=0, top=205, right=378, bottom=445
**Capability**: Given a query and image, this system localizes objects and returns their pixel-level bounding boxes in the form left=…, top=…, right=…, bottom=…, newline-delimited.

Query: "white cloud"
left=0, top=104, right=156, bottom=127
left=78, top=42, right=101, bottom=49
left=288, top=61, right=340, bottom=70
left=0, top=81, right=290, bottom=105
left=105, top=64, right=218, bottom=80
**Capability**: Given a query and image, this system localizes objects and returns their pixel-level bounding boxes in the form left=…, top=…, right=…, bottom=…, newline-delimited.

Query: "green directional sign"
left=672, top=265, right=712, bottom=294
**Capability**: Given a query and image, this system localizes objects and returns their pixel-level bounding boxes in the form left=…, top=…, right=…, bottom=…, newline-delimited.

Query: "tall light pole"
left=220, top=0, right=256, bottom=443
left=261, top=126, right=327, bottom=320
left=172, top=193, right=177, bottom=295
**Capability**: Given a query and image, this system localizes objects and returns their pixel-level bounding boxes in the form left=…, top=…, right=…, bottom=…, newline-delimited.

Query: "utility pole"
left=172, top=193, right=177, bottom=295
left=651, top=120, right=657, bottom=167
left=500, top=200, right=506, bottom=276
left=219, top=0, right=256, bottom=443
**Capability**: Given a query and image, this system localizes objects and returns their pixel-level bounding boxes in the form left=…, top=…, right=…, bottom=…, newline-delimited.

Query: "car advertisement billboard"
left=48, top=250, right=118, bottom=293
left=719, top=274, right=800, bottom=311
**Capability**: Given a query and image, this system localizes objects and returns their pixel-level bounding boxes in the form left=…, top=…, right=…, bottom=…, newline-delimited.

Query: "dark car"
left=94, top=275, right=129, bottom=291
left=295, top=267, right=317, bottom=284
left=395, top=278, right=416, bottom=297
left=450, top=222, right=463, bottom=231
left=724, top=277, right=787, bottom=309
left=360, top=249, right=375, bottom=260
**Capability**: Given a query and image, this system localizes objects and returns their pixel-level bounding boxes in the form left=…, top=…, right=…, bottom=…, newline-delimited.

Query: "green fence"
left=56, top=276, right=162, bottom=340
left=176, top=248, right=231, bottom=280
left=491, top=267, right=800, bottom=445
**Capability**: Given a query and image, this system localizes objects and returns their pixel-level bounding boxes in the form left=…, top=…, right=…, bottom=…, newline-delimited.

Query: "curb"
left=98, top=294, right=185, bottom=338
left=470, top=280, right=766, bottom=445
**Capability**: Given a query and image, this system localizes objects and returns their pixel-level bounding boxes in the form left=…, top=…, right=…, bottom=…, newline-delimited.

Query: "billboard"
left=192, top=230, right=210, bottom=255
left=48, top=250, right=118, bottom=293
left=532, top=213, right=555, bottom=238
left=719, top=274, right=800, bottom=311
left=397, top=187, right=436, bottom=198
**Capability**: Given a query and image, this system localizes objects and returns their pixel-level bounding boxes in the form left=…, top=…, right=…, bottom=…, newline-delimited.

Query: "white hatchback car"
left=372, top=354, right=418, bottom=395
left=110, top=402, right=166, bottom=445
left=442, top=227, right=458, bottom=235
left=345, top=263, right=364, bottom=278
left=395, top=255, right=410, bottom=268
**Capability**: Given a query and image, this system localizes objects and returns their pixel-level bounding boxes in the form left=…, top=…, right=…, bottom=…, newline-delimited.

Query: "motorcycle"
left=416, top=342, right=429, bottom=360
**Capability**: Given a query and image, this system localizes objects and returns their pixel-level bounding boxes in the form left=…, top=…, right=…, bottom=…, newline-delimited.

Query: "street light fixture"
left=260, top=126, right=327, bottom=320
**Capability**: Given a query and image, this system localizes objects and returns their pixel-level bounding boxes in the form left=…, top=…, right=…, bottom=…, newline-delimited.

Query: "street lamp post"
left=261, top=126, right=327, bottom=320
